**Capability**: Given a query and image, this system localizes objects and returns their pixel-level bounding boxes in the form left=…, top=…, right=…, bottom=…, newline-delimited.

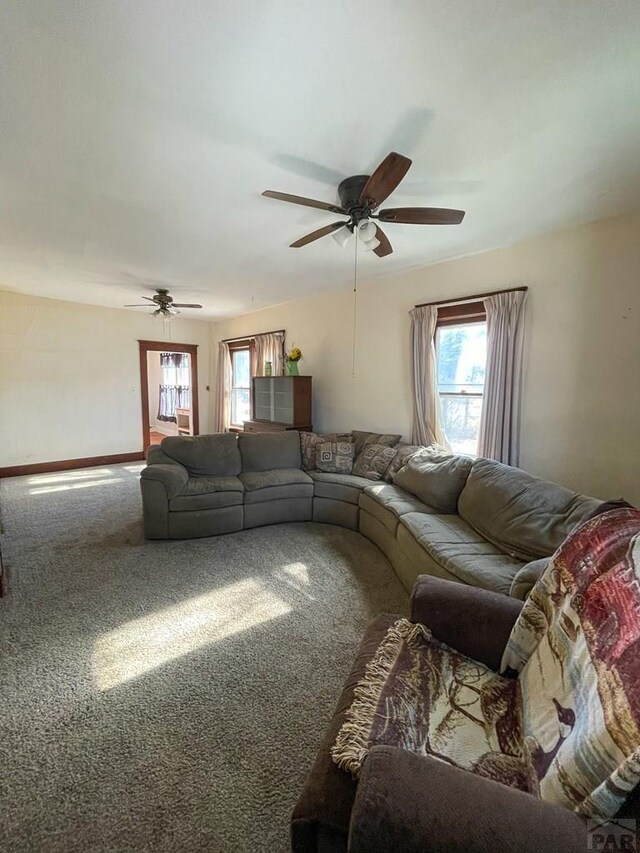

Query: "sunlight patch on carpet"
left=28, top=469, right=114, bottom=485
left=274, top=562, right=316, bottom=599
left=30, top=477, right=124, bottom=495
left=92, top=578, right=291, bottom=691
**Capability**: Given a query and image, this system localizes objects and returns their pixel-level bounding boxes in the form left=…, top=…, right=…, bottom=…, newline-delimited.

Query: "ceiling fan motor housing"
left=154, top=288, right=172, bottom=304
left=338, top=175, right=371, bottom=223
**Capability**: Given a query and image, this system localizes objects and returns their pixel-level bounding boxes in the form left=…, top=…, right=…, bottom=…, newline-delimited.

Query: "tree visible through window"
left=436, top=321, right=487, bottom=455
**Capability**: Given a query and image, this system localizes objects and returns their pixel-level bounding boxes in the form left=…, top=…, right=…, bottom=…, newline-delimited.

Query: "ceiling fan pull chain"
left=352, top=236, right=358, bottom=379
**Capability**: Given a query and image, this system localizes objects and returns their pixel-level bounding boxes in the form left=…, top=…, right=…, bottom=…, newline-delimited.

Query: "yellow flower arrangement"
left=287, top=346, right=302, bottom=362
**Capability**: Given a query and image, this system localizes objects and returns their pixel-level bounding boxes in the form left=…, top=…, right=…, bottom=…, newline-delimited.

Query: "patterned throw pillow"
left=300, top=432, right=352, bottom=470
left=351, top=430, right=402, bottom=457
left=383, top=443, right=424, bottom=482
left=315, top=441, right=355, bottom=474
left=352, top=443, right=398, bottom=481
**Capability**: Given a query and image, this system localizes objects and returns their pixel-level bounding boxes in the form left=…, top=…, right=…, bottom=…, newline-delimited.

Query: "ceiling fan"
left=262, top=151, right=465, bottom=258
left=124, top=288, right=203, bottom=317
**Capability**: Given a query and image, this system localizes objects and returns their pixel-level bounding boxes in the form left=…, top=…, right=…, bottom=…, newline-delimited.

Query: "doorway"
left=138, top=340, right=199, bottom=451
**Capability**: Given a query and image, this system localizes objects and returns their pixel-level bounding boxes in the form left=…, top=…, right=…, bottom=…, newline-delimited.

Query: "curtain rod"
left=220, top=328, right=285, bottom=344
left=415, top=285, right=528, bottom=309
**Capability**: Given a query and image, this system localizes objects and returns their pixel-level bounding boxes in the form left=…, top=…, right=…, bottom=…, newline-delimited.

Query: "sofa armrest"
left=140, top=463, right=188, bottom=499
left=410, top=575, right=523, bottom=671
left=349, top=746, right=588, bottom=853
left=509, top=558, right=549, bottom=600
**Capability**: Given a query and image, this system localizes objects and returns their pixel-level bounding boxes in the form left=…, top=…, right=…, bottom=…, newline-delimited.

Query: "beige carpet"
left=0, top=463, right=407, bottom=852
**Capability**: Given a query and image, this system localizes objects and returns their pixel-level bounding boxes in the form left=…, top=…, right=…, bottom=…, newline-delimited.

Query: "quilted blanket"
left=332, top=508, right=640, bottom=819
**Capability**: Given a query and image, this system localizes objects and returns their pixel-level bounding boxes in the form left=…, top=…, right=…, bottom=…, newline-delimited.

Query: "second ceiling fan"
left=262, top=151, right=465, bottom=258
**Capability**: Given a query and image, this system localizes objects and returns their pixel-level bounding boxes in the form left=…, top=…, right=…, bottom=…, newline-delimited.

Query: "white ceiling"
left=1, top=0, right=639, bottom=320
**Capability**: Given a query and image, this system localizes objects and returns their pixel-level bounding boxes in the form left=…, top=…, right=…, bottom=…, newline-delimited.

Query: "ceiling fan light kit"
left=262, top=151, right=466, bottom=258
left=332, top=226, right=353, bottom=249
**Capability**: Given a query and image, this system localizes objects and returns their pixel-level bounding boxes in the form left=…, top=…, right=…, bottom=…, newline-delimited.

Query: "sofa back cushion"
left=458, top=457, right=600, bottom=561
left=392, top=448, right=473, bottom=513
left=239, top=430, right=301, bottom=472
left=161, top=433, right=241, bottom=477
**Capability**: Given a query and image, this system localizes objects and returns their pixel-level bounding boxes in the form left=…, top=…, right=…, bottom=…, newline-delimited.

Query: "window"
left=436, top=303, right=487, bottom=455
left=158, top=352, right=191, bottom=422
left=229, top=342, right=252, bottom=428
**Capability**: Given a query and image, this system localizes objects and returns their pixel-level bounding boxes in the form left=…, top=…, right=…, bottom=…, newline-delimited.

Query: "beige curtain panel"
left=213, top=341, right=232, bottom=432
left=409, top=305, right=449, bottom=448
left=478, top=290, right=528, bottom=465
left=254, top=333, right=284, bottom=377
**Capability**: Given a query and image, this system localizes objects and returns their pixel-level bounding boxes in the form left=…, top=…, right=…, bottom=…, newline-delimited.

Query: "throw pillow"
left=352, top=443, right=398, bottom=481
left=315, top=441, right=355, bottom=475
left=392, top=448, right=473, bottom=513
left=300, top=431, right=352, bottom=470
left=383, top=443, right=424, bottom=482
left=351, top=430, right=402, bottom=457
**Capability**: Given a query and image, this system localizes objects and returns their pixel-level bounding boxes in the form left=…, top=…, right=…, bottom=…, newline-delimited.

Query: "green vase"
left=286, top=360, right=299, bottom=376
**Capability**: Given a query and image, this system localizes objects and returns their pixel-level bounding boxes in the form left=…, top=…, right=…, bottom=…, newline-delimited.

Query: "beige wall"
left=213, top=212, right=640, bottom=503
left=0, top=292, right=211, bottom=467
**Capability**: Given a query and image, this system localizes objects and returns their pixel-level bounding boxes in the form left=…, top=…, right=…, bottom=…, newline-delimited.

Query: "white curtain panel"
left=478, top=290, right=528, bottom=465
left=409, top=305, right=449, bottom=447
left=213, top=341, right=233, bottom=432
left=254, top=333, right=284, bottom=376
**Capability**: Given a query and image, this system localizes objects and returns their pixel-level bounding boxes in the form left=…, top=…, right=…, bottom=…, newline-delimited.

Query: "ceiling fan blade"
left=378, top=207, right=466, bottom=225
left=142, top=296, right=157, bottom=301
left=290, top=221, right=347, bottom=248
left=359, top=152, right=412, bottom=210
left=124, top=304, right=152, bottom=307
left=373, top=226, right=393, bottom=258
left=172, top=303, right=203, bottom=309
left=262, top=190, right=345, bottom=215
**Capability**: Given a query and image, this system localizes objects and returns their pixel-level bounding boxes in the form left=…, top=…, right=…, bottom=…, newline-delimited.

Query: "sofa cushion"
left=398, top=513, right=524, bottom=595
left=300, top=431, right=353, bottom=470
left=239, top=468, right=313, bottom=504
left=383, top=443, right=424, bottom=483
left=392, top=449, right=473, bottom=513
left=181, top=475, right=244, bottom=495
left=238, top=430, right=301, bottom=472
left=168, top=474, right=244, bottom=512
left=316, top=440, right=355, bottom=475
left=308, top=471, right=372, bottom=505
left=161, top=433, right=241, bottom=477
left=169, top=491, right=244, bottom=512
left=458, top=457, right=601, bottom=561
left=239, top=468, right=312, bottom=490
left=351, top=430, right=402, bottom=457
left=360, top=484, right=439, bottom=535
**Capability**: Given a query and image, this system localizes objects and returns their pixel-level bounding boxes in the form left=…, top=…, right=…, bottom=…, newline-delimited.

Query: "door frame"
left=139, top=340, right=200, bottom=452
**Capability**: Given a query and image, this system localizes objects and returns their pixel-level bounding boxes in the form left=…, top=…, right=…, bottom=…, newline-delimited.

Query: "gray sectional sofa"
left=140, top=430, right=602, bottom=600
